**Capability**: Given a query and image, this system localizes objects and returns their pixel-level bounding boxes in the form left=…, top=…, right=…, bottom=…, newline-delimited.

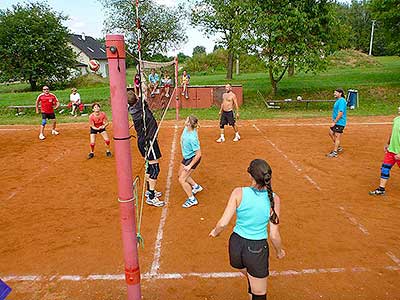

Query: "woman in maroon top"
left=88, top=103, right=111, bottom=159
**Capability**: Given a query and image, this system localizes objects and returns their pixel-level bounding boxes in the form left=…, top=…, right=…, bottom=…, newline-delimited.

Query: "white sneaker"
left=145, top=190, right=162, bottom=198
left=51, top=129, right=59, bottom=135
left=39, top=133, right=45, bottom=140
left=216, top=136, right=225, bottom=143
left=233, top=134, right=241, bottom=142
left=192, top=185, right=203, bottom=195
left=146, top=196, right=165, bottom=207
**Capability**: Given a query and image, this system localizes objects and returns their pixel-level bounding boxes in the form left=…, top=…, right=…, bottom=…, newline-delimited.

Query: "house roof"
left=70, top=33, right=107, bottom=60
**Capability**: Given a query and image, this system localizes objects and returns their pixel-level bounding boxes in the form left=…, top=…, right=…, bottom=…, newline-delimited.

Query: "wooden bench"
left=8, top=103, right=93, bottom=115
left=263, top=98, right=336, bottom=110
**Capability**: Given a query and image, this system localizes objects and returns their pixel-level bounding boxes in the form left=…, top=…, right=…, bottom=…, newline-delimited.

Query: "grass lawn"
left=1, top=56, right=399, bottom=125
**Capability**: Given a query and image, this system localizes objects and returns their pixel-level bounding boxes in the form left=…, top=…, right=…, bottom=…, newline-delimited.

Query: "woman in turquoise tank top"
left=210, top=159, right=285, bottom=300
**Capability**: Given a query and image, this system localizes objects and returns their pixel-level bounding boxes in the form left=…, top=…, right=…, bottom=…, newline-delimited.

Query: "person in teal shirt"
left=210, top=159, right=285, bottom=300
left=148, top=68, right=159, bottom=98
left=370, top=107, right=400, bottom=196
left=179, top=115, right=203, bottom=208
left=327, top=88, right=347, bottom=158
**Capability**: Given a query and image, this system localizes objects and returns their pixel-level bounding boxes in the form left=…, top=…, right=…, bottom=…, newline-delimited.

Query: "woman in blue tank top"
left=210, top=159, right=285, bottom=300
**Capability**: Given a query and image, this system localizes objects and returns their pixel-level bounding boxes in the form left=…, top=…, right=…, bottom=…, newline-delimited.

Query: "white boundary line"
left=149, top=124, right=178, bottom=277
left=253, top=124, right=321, bottom=190
left=339, top=206, right=369, bottom=235
left=3, top=265, right=400, bottom=282
left=5, top=150, right=70, bottom=201
left=0, top=121, right=393, bottom=131
left=386, top=251, right=400, bottom=266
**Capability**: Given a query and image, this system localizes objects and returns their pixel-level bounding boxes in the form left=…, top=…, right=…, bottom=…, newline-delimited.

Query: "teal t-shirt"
left=233, top=187, right=271, bottom=240
left=388, top=116, right=400, bottom=154
left=149, top=73, right=159, bottom=84
left=181, top=127, right=200, bottom=159
left=332, top=97, right=347, bottom=126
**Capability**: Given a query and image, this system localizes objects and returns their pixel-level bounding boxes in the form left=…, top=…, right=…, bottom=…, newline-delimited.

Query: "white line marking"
left=386, top=251, right=400, bottom=266
left=149, top=124, right=178, bottom=277
left=6, top=265, right=398, bottom=283
left=4, top=150, right=70, bottom=201
left=339, top=206, right=369, bottom=235
left=253, top=124, right=321, bottom=190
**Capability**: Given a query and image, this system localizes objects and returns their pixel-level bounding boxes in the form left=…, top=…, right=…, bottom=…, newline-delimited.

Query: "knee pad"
left=147, top=163, right=160, bottom=180
left=41, top=119, right=47, bottom=126
left=380, top=163, right=393, bottom=179
left=105, top=139, right=110, bottom=145
left=252, top=294, right=267, bottom=300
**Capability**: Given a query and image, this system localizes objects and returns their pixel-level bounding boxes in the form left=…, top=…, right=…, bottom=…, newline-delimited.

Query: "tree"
left=0, top=2, right=76, bottom=90
left=242, top=0, right=339, bottom=95
left=193, top=45, right=206, bottom=56
left=191, top=0, right=244, bottom=80
left=369, top=0, right=400, bottom=55
left=100, top=0, right=187, bottom=59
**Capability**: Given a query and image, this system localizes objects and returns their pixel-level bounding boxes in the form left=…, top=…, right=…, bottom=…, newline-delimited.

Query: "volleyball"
left=297, top=95, right=302, bottom=101
left=88, top=60, right=100, bottom=72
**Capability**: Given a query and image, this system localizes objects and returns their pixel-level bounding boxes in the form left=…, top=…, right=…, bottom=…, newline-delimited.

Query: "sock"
left=252, top=294, right=266, bottom=300
left=148, top=190, right=155, bottom=199
left=193, top=184, right=199, bottom=189
left=146, top=182, right=150, bottom=191
left=189, top=195, right=195, bottom=200
left=90, top=143, right=95, bottom=152
left=378, top=186, right=385, bottom=191
left=221, top=134, right=224, bottom=138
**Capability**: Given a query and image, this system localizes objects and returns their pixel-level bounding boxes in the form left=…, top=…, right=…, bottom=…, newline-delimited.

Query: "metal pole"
left=105, top=34, right=141, bottom=300
left=369, top=20, right=376, bottom=56
left=236, top=58, right=239, bottom=75
left=174, top=56, right=179, bottom=120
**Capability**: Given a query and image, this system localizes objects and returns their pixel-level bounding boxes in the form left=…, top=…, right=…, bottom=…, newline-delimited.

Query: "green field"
left=1, top=56, right=399, bottom=125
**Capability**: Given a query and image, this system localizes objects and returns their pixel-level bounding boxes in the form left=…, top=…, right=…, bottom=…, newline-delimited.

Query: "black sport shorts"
left=181, top=156, right=201, bottom=170
left=330, top=124, right=345, bottom=133
left=229, top=232, right=269, bottom=278
left=138, top=138, right=162, bottom=161
left=220, top=110, right=235, bottom=127
left=90, top=127, right=106, bottom=134
left=42, top=112, right=55, bottom=120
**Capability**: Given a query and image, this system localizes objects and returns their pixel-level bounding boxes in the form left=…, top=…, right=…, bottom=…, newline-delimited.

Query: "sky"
left=0, top=0, right=217, bottom=56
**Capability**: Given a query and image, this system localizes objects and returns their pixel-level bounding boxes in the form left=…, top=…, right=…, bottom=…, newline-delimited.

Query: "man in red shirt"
left=35, top=86, right=60, bottom=140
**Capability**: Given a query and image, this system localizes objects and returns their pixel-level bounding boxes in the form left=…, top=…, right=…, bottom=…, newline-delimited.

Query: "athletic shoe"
left=39, top=133, right=45, bottom=140
left=182, top=197, right=198, bottom=208
left=185, top=95, right=189, bottom=99
left=145, top=190, right=162, bottom=198
left=192, top=185, right=203, bottom=195
left=216, top=136, right=225, bottom=143
left=165, top=93, right=170, bottom=98
left=181, top=92, right=185, bottom=96
left=151, top=93, right=155, bottom=98
left=369, top=188, right=385, bottom=196
left=106, top=151, right=112, bottom=157
left=146, top=197, right=165, bottom=207
left=337, top=146, right=343, bottom=153
left=326, top=150, right=338, bottom=158
left=51, top=129, right=59, bottom=135
left=88, top=152, right=94, bottom=159
left=233, top=134, right=241, bottom=142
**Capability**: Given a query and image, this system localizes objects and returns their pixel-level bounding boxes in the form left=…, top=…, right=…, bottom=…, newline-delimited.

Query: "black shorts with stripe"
left=42, top=112, right=55, bottom=120
left=138, top=137, right=162, bottom=161
left=229, top=232, right=269, bottom=278
left=181, top=156, right=201, bottom=170
left=90, top=128, right=106, bottom=134
left=220, top=110, right=235, bottom=127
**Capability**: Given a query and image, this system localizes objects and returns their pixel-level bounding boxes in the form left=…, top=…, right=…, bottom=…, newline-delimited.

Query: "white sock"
left=189, top=195, right=195, bottom=200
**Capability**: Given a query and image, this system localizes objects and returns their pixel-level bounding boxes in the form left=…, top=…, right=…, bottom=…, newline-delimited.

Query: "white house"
left=69, top=33, right=108, bottom=78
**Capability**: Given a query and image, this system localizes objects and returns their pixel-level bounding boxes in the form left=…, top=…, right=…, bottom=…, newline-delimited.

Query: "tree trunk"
left=268, top=65, right=278, bottom=96
left=288, top=61, right=294, bottom=77
left=29, top=76, right=37, bottom=91
left=226, top=51, right=233, bottom=80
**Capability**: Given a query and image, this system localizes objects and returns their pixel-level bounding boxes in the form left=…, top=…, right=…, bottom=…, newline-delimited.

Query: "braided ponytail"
left=265, top=173, right=279, bottom=225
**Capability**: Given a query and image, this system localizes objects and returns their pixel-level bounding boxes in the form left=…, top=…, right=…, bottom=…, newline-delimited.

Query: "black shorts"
left=330, top=124, right=345, bottom=133
left=90, top=128, right=106, bottom=134
left=42, top=113, right=55, bottom=120
left=229, top=232, right=269, bottom=278
left=138, top=138, right=162, bottom=161
left=220, top=110, right=235, bottom=127
left=181, top=156, right=201, bottom=170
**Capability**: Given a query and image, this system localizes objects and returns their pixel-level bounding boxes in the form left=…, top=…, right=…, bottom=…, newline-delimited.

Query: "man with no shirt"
left=216, top=83, right=241, bottom=143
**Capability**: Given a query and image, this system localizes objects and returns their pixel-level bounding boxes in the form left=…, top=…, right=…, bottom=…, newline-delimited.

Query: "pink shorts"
left=383, top=151, right=400, bottom=167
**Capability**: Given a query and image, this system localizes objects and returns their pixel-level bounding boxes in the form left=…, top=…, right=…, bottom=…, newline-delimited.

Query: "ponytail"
left=265, top=174, right=279, bottom=225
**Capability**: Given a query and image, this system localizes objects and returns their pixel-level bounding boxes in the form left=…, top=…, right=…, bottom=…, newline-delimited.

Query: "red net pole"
left=174, top=56, right=179, bottom=120
left=106, top=34, right=142, bottom=300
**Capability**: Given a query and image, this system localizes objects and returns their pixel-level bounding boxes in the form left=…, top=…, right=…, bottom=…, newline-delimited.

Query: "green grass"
left=1, top=56, right=399, bottom=125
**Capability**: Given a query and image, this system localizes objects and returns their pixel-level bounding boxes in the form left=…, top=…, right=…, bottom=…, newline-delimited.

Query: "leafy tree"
left=193, top=45, right=206, bottom=56
left=177, top=52, right=190, bottom=63
left=191, top=0, right=244, bottom=80
left=369, top=0, right=400, bottom=55
left=0, top=2, right=76, bottom=90
left=242, top=0, right=339, bottom=95
left=100, top=0, right=187, bottom=59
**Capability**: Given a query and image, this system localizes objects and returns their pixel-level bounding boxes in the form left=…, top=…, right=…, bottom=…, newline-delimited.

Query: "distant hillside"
left=328, top=49, right=381, bottom=68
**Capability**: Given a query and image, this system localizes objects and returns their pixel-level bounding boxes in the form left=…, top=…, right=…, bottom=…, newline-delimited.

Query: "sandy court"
left=0, top=116, right=399, bottom=300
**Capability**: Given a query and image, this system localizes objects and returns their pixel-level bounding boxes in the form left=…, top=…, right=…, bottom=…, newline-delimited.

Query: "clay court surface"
left=1, top=116, right=400, bottom=300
